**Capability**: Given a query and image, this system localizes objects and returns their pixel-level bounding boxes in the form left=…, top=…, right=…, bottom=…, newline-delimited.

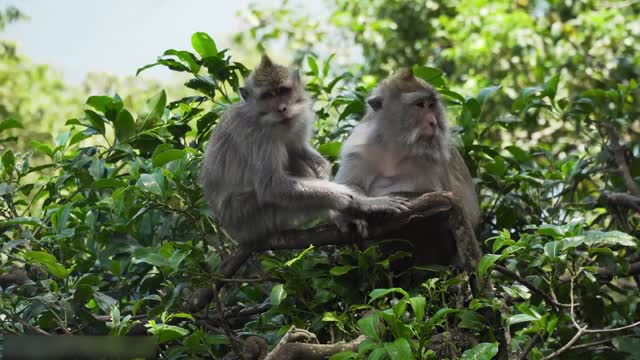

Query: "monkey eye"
left=276, top=87, right=291, bottom=96
left=415, top=101, right=425, bottom=108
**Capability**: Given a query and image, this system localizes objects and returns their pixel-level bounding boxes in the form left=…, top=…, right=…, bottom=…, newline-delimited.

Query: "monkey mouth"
left=278, top=115, right=295, bottom=125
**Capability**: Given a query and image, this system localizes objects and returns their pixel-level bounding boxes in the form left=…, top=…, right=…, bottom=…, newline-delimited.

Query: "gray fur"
left=202, top=58, right=410, bottom=245
left=336, top=76, right=481, bottom=230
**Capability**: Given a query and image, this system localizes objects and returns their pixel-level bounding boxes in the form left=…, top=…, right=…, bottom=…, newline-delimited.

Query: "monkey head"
left=367, top=68, right=450, bottom=159
left=239, top=55, right=310, bottom=130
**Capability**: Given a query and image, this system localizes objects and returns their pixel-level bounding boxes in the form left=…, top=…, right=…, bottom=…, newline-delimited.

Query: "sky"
left=0, top=0, right=266, bottom=84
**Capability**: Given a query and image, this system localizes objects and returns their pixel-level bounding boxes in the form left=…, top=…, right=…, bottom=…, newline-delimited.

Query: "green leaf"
left=612, top=336, right=640, bottom=357
left=152, top=149, right=186, bottom=167
left=330, top=265, right=358, bottom=276
left=137, top=90, right=167, bottom=130
left=115, top=109, right=136, bottom=143
left=85, top=110, right=106, bottom=135
left=408, top=296, right=426, bottom=322
left=318, top=142, right=342, bottom=158
left=163, top=49, right=201, bottom=74
left=0, top=117, right=23, bottom=133
left=457, top=310, right=486, bottom=331
left=478, top=254, right=500, bottom=277
left=155, top=325, right=190, bottom=344
left=191, top=32, right=218, bottom=58
left=339, top=100, right=365, bottom=121
left=2, top=216, right=45, bottom=228
left=91, top=179, right=127, bottom=189
left=93, top=292, right=118, bottom=313
left=30, top=140, right=54, bottom=158
left=427, top=307, right=459, bottom=327
left=460, top=342, right=499, bottom=360
left=477, top=86, right=501, bottom=105
left=86, top=95, right=123, bottom=121
left=133, top=248, right=172, bottom=268
left=329, top=351, right=357, bottom=360
left=369, top=288, right=409, bottom=302
left=25, top=251, right=69, bottom=278
left=2, top=150, right=15, bottom=172
left=507, top=313, right=539, bottom=326
left=369, top=347, right=387, bottom=360
left=307, top=56, right=319, bottom=76
left=270, top=284, right=287, bottom=306
left=69, top=131, right=90, bottom=146
left=357, top=314, right=382, bottom=341
left=412, top=65, right=443, bottom=82
left=322, top=312, right=341, bottom=322
left=384, top=338, right=414, bottom=360
left=465, top=98, right=481, bottom=118
left=137, top=173, right=163, bottom=196
left=544, top=241, right=561, bottom=260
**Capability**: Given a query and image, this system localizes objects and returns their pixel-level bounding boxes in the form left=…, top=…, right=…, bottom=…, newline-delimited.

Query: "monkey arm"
left=256, top=146, right=354, bottom=210
left=335, top=152, right=371, bottom=195
left=289, top=145, right=332, bottom=180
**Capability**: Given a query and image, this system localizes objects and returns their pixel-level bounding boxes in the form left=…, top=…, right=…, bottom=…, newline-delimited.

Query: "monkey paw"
left=357, top=196, right=412, bottom=215
left=334, top=215, right=369, bottom=239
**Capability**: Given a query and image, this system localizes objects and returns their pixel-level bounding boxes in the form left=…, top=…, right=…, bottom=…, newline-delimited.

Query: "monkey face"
left=254, top=83, right=308, bottom=127
left=400, top=90, right=443, bottom=140
left=369, top=89, right=446, bottom=146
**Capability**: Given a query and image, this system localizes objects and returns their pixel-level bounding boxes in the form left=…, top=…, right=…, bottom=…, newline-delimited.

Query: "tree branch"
left=215, top=191, right=478, bottom=281
left=599, top=191, right=640, bottom=213
left=604, top=124, right=639, bottom=196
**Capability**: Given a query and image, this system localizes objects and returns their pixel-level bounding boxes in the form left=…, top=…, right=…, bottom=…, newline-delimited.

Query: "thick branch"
left=216, top=191, right=475, bottom=280
left=605, top=125, right=639, bottom=196
left=264, top=327, right=365, bottom=360
left=599, top=191, right=640, bottom=213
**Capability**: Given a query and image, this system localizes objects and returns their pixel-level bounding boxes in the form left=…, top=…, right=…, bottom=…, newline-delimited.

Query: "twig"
left=494, top=265, right=571, bottom=309
left=542, top=326, right=588, bottom=360
left=585, top=320, right=640, bottom=334
left=569, top=334, right=640, bottom=351
left=2, top=312, right=51, bottom=336
left=542, top=277, right=640, bottom=359
left=517, top=332, right=542, bottom=360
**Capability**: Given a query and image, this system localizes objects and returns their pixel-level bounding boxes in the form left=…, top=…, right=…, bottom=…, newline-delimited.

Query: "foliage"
left=2, top=2, right=640, bottom=359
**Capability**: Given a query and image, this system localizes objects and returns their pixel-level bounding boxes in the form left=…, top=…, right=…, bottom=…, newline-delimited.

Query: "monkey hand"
left=333, top=213, right=369, bottom=239
left=348, top=195, right=412, bottom=216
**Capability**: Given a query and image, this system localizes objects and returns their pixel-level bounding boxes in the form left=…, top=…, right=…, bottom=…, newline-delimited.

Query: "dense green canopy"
left=1, top=1, right=639, bottom=359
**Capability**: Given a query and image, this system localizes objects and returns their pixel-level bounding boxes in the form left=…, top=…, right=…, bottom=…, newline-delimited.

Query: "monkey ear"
left=367, top=96, right=383, bottom=111
left=258, top=54, right=274, bottom=69
left=239, top=87, right=250, bottom=101
left=397, top=67, right=415, bottom=80
left=292, top=69, right=301, bottom=83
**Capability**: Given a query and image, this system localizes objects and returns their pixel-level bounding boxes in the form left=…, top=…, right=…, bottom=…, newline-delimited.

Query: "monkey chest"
left=368, top=159, right=446, bottom=197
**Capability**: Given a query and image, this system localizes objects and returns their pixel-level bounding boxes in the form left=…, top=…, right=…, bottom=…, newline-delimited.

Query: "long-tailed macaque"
left=201, top=56, right=411, bottom=247
left=335, top=68, right=481, bottom=268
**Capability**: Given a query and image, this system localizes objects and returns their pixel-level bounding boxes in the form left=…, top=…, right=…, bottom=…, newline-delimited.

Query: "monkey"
left=334, top=68, right=481, bottom=271
left=201, top=55, right=411, bottom=250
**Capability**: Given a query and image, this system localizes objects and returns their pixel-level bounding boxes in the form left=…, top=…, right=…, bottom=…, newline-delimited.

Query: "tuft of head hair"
left=372, top=67, right=434, bottom=97
left=248, top=54, right=291, bottom=88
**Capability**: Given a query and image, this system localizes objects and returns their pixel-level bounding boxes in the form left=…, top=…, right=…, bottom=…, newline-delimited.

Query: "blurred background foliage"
left=1, top=1, right=640, bottom=359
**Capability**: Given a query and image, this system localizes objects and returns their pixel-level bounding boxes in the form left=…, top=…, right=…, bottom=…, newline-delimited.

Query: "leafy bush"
left=1, top=16, right=640, bottom=360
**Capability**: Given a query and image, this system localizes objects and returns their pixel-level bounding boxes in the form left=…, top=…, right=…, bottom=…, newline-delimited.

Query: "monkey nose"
left=278, top=104, right=287, bottom=113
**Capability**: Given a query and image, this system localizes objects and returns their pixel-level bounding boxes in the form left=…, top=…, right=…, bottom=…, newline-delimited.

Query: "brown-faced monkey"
left=201, top=56, right=411, bottom=249
left=335, top=68, right=481, bottom=269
